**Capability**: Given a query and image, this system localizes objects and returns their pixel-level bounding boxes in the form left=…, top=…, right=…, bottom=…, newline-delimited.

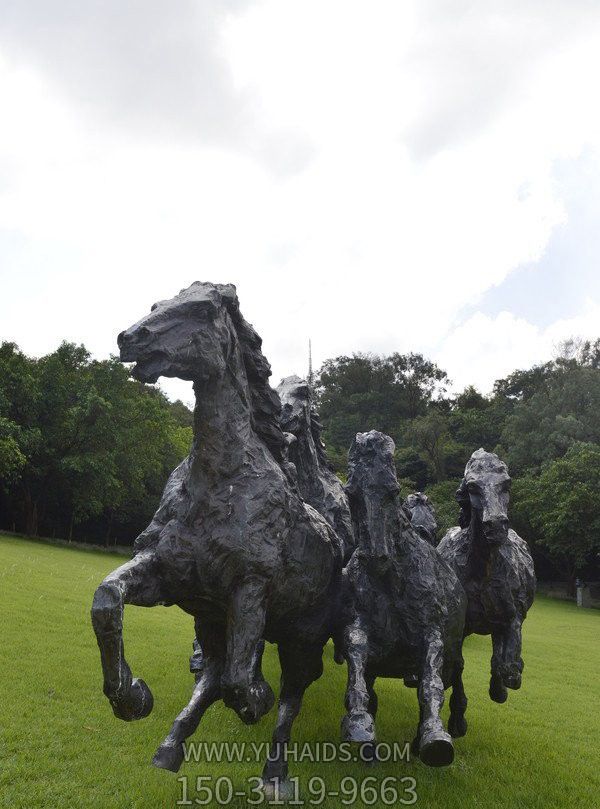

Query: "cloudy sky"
left=1, top=1, right=600, bottom=405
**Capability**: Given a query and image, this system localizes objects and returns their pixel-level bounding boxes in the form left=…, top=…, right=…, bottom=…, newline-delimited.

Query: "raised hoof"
left=448, top=714, right=468, bottom=738
left=223, top=680, right=275, bottom=725
left=489, top=679, right=508, bottom=704
left=261, top=778, right=296, bottom=802
left=152, top=742, right=184, bottom=773
left=109, top=678, right=154, bottom=721
left=341, top=711, right=375, bottom=743
left=504, top=673, right=522, bottom=690
left=419, top=730, right=454, bottom=768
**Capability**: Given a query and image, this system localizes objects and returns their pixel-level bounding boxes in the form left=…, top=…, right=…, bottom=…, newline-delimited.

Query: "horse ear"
left=456, top=478, right=471, bottom=529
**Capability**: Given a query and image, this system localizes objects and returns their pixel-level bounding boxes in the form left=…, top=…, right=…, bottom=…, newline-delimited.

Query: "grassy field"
left=0, top=533, right=598, bottom=809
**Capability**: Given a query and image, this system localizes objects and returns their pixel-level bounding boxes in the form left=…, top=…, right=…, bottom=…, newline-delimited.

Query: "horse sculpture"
left=340, top=431, right=468, bottom=767
left=277, top=375, right=355, bottom=561
left=403, top=492, right=438, bottom=545
left=187, top=373, right=354, bottom=786
left=90, top=282, right=343, bottom=783
left=437, top=449, right=536, bottom=703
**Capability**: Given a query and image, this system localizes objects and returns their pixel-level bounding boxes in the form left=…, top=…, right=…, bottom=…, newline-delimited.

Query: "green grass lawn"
left=0, top=533, right=598, bottom=809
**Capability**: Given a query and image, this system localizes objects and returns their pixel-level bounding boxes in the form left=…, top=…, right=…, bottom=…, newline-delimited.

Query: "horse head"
left=118, top=281, right=286, bottom=463
left=403, top=492, right=437, bottom=545
left=457, top=448, right=511, bottom=546
left=117, top=282, right=244, bottom=384
left=346, top=430, right=399, bottom=571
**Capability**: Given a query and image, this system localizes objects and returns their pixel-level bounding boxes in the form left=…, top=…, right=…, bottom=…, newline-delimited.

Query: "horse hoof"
left=448, top=714, right=468, bottom=738
left=109, top=678, right=154, bottom=721
left=504, top=673, right=522, bottom=690
left=341, top=711, right=375, bottom=743
left=489, top=681, right=508, bottom=703
left=152, top=742, right=184, bottom=773
left=419, top=730, right=454, bottom=767
left=223, top=680, right=275, bottom=725
left=403, top=674, right=419, bottom=688
left=261, top=777, right=295, bottom=802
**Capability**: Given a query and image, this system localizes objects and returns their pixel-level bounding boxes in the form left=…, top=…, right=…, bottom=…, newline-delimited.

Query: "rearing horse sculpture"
left=91, top=282, right=343, bottom=776
left=437, top=449, right=535, bottom=703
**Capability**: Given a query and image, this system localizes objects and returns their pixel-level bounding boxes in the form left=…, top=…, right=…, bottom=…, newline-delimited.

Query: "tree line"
left=0, top=341, right=192, bottom=546
left=1, top=337, right=600, bottom=587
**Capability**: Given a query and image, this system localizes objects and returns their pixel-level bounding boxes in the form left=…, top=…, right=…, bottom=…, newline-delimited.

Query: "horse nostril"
left=117, top=330, right=126, bottom=348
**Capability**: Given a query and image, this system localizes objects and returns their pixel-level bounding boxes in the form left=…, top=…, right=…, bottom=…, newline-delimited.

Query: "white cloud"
left=437, top=299, right=600, bottom=394
left=1, top=2, right=600, bottom=407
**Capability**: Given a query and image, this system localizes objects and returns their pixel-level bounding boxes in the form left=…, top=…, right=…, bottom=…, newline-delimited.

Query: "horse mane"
left=222, top=289, right=287, bottom=466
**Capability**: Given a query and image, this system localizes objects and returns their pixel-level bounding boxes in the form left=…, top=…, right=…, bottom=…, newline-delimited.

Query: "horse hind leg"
left=91, top=551, right=164, bottom=721
left=360, top=675, right=380, bottom=763
left=153, top=621, right=225, bottom=773
left=262, top=641, right=324, bottom=796
left=415, top=631, right=454, bottom=767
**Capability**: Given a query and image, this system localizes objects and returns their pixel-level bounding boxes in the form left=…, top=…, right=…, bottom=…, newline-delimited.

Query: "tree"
left=499, top=363, right=600, bottom=474
left=406, top=412, right=462, bottom=483
left=0, top=342, right=193, bottom=544
left=425, top=479, right=462, bottom=538
left=515, top=443, right=600, bottom=591
left=316, top=352, right=449, bottom=472
left=388, top=353, right=449, bottom=419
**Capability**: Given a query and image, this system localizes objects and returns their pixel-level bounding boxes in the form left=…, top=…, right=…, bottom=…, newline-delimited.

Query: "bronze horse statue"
left=340, top=431, right=468, bottom=767
left=91, top=283, right=343, bottom=783
left=188, top=373, right=355, bottom=786
left=437, top=449, right=535, bottom=703
left=277, top=375, right=355, bottom=562
left=403, top=492, right=438, bottom=545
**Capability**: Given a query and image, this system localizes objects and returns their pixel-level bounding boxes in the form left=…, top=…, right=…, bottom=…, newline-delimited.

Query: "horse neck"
left=189, top=366, right=255, bottom=479
left=467, top=517, right=493, bottom=575
left=356, top=493, right=405, bottom=559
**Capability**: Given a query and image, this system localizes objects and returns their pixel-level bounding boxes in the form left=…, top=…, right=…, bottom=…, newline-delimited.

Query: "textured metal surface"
left=437, top=449, right=536, bottom=703
left=91, top=282, right=343, bottom=780
left=341, top=431, right=467, bottom=767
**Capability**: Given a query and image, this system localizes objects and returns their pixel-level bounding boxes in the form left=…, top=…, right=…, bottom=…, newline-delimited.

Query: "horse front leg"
left=221, top=578, right=274, bottom=724
left=414, top=631, right=454, bottom=767
left=341, top=618, right=376, bottom=744
left=501, top=617, right=524, bottom=690
left=91, top=551, right=163, bottom=721
left=489, top=630, right=508, bottom=703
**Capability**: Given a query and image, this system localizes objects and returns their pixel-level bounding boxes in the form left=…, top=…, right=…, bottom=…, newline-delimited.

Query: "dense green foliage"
left=0, top=341, right=192, bottom=545
left=317, top=342, right=600, bottom=582
left=1, top=534, right=598, bottom=809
